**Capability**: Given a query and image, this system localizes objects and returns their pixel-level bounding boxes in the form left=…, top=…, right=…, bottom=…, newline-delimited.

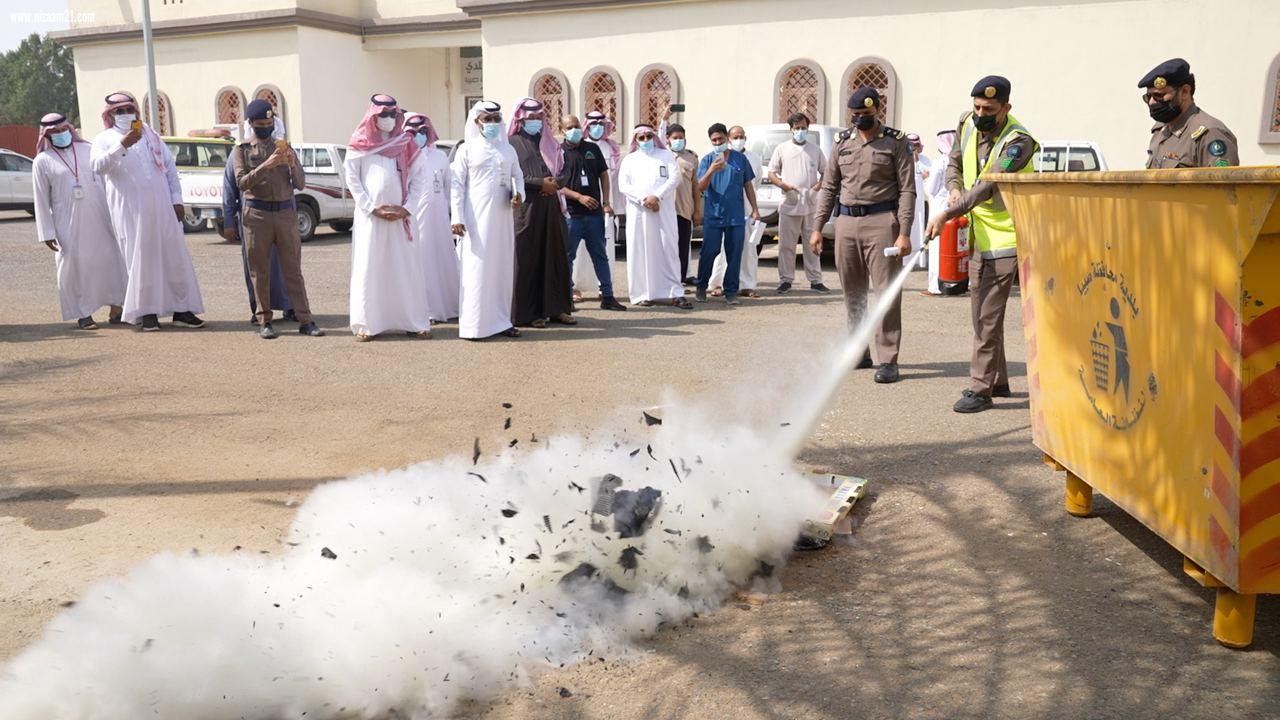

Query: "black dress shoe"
left=259, top=323, right=279, bottom=339
left=77, top=316, right=98, bottom=330
left=992, top=384, right=1012, bottom=398
left=298, top=321, right=325, bottom=337
left=282, top=309, right=299, bottom=322
left=777, top=281, right=792, bottom=294
left=249, top=315, right=260, bottom=326
left=141, top=314, right=160, bottom=332
left=811, top=283, right=831, bottom=293
left=874, top=363, right=900, bottom=384
left=172, top=311, right=205, bottom=328
left=695, top=288, right=707, bottom=302
left=600, top=296, right=627, bottom=311
left=954, top=390, right=994, bottom=413
left=856, top=351, right=874, bottom=370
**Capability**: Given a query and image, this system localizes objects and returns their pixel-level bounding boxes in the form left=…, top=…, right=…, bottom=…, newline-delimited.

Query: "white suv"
left=0, top=149, right=35, bottom=215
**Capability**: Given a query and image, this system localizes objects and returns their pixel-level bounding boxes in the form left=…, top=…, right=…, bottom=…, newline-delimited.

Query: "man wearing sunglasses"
left=1140, top=58, right=1238, bottom=169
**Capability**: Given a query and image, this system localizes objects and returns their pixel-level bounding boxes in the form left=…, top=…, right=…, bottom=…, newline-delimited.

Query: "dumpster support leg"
left=1064, top=472, right=1092, bottom=517
left=1213, top=588, right=1256, bottom=649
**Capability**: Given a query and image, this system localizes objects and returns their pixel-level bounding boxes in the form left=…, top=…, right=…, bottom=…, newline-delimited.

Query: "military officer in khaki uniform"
left=1140, top=58, right=1239, bottom=169
left=233, top=99, right=323, bottom=339
left=811, top=87, right=916, bottom=384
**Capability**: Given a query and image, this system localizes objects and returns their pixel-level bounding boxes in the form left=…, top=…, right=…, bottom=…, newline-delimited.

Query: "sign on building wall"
left=461, top=46, right=483, bottom=95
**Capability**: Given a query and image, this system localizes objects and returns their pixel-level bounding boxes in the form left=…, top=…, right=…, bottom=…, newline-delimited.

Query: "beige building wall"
left=69, top=0, right=363, bottom=28
left=295, top=28, right=468, bottom=143
left=71, top=28, right=302, bottom=139
left=478, top=0, right=1280, bottom=169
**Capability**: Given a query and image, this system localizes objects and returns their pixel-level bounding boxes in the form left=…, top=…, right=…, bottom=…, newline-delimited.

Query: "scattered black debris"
left=504, top=417, right=512, bottom=430
left=501, top=508, right=518, bottom=518
left=780, top=422, right=791, bottom=427
left=557, top=687, right=573, bottom=698
left=472, top=438, right=481, bottom=465
left=677, top=585, right=690, bottom=600
left=320, top=547, right=338, bottom=560
left=793, top=535, right=828, bottom=551
left=568, top=481, right=585, bottom=493
left=642, top=411, right=662, bottom=426
left=668, top=459, right=681, bottom=483
left=232, top=545, right=242, bottom=552
left=508, top=439, right=519, bottom=448
left=559, top=562, right=598, bottom=585
left=543, top=515, right=553, bottom=533
left=612, top=487, right=662, bottom=538
left=591, top=475, right=624, bottom=515
left=757, top=561, right=776, bottom=578
left=59, top=600, right=76, bottom=608
left=663, top=528, right=682, bottom=536
left=140, top=638, right=154, bottom=652
left=646, top=444, right=657, bottom=461
left=618, top=546, right=643, bottom=572
left=526, top=554, right=540, bottom=561
left=629, top=448, right=640, bottom=458
left=695, top=536, right=715, bottom=554
left=467, top=472, right=487, bottom=483
left=531, top=433, right=539, bottom=443
left=502, top=403, right=513, bottom=409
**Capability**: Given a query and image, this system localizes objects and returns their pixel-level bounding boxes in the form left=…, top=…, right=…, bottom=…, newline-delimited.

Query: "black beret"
left=245, top=99, right=274, bottom=121
left=1138, top=58, right=1192, bottom=89
left=970, top=76, right=1010, bottom=102
left=847, top=87, right=881, bottom=110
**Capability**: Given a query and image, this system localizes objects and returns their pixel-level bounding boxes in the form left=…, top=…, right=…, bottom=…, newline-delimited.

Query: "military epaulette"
left=882, top=126, right=906, bottom=140
left=836, top=128, right=853, bottom=142
left=1190, top=126, right=1208, bottom=140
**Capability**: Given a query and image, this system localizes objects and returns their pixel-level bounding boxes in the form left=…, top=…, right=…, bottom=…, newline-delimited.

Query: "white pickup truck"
left=171, top=138, right=356, bottom=241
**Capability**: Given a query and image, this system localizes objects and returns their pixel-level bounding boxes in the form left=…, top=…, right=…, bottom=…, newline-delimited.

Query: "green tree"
left=0, top=33, right=78, bottom=127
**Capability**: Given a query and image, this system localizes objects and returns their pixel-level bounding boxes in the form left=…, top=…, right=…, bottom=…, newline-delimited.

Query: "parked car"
left=161, top=136, right=236, bottom=233
left=1033, top=140, right=1109, bottom=172
left=0, top=148, right=35, bottom=214
left=290, top=143, right=354, bottom=239
left=743, top=123, right=843, bottom=244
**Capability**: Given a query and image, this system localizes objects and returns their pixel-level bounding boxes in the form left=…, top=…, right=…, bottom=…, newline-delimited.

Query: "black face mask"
left=1148, top=99, right=1181, bottom=124
left=973, top=114, right=999, bottom=132
left=853, top=114, right=877, bottom=131
left=253, top=125, right=274, bottom=139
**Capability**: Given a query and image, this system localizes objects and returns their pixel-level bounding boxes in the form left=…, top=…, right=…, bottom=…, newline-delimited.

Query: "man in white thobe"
left=906, top=133, right=929, bottom=269
left=710, top=125, right=764, bottom=297
left=618, top=125, right=690, bottom=309
left=450, top=100, right=526, bottom=339
left=404, top=112, right=460, bottom=323
left=32, top=111, right=127, bottom=330
left=90, top=92, right=204, bottom=331
left=345, top=93, right=432, bottom=341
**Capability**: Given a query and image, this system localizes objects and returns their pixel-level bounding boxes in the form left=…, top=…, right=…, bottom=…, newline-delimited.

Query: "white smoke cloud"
left=0, top=403, right=823, bottom=719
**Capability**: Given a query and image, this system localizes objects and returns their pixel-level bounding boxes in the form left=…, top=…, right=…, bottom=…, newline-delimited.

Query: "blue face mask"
left=481, top=122, right=503, bottom=140
left=792, top=130, right=808, bottom=143
left=50, top=130, right=73, bottom=148
left=414, top=133, right=427, bottom=148
left=564, top=127, right=583, bottom=143
left=638, top=139, right=655, bottom=153
left=670, top=138, right=686, bottom=152
left=711, top=143, right=727, bottom=155
left=523, top=119, right=543, bottom=135
left=588, top=124, right=605, bottom=140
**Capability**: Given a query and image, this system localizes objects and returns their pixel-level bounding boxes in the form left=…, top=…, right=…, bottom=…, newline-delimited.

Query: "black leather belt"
left=837, top=200, right=896, bottom=217
left=246, top=198, right=296, bottom=212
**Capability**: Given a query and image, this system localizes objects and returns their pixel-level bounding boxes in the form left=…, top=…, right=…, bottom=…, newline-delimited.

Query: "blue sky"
left=3, top=0, right=72, bottom=53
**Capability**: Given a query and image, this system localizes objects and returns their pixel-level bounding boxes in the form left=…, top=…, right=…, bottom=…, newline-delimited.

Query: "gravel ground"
left=0, top=210, right=1276, bottom=719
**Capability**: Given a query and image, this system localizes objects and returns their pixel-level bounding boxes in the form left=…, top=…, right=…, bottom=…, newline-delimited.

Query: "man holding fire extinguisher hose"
left=925, top=75, right=1038, bottom=414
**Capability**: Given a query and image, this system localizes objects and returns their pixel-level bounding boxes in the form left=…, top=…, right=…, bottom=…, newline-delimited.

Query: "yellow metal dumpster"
left=991, top=167, right=1280, bottom=648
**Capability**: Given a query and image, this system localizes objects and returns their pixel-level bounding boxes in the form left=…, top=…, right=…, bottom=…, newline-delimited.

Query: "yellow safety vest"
left=961, top=113, right=1037, bottom=257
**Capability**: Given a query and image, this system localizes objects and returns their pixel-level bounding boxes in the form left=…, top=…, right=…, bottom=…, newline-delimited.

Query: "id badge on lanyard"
left=580, top=170, right=589, bottom=188
left=433, top=170, right=442, bottom=194
left=659, top=166, right=669, bottom=179
left=73, top=185, right=84, bottom=200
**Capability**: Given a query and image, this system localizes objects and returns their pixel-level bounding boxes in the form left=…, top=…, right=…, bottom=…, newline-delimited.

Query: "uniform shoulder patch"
left=1208, top=139, right=1227, bottom=157
left=1006, top=144, right=1023, bottom=158
left=1213, top=158, right=1230, bottom=167
left=1190, top=125, right=1208, bottom=140
left=837, top=129, right=852, bottom=142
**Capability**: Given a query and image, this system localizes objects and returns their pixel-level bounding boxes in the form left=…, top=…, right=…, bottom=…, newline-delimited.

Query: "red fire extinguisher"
left=938, top=216, right=971, bottom=295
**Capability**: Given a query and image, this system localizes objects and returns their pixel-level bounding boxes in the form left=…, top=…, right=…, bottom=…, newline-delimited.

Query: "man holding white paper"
left=767, top=113, right=829, bottom=295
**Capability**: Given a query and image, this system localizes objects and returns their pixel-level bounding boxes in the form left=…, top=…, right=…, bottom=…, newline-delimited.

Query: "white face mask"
left=114, top=113, right=136, bottom=132
left=376, top=116, right=396, bottom=132
left=730, top=138, right=746, bottom=152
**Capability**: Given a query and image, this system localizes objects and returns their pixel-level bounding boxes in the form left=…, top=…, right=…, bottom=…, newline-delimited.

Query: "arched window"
left=215, top=86, right=246, bottom=125
left=251, top=84, right=286, bottom=121
left=143, top=91, right=174, bottom=135
left=528, top=69, right=570, bottom=136
left=635, top=63, right=679, bottom=129
left=841, top=57, right=898, bottom=126
left=774, top=60, right=826, bottom=124
left=581, top=66, right=623, bottom=136
left=1262, top=53, right=1280, bottom=144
